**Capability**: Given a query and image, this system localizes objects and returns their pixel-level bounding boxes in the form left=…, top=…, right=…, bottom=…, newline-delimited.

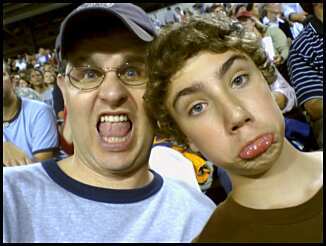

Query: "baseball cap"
left=55, top=3, right=157, bottom=65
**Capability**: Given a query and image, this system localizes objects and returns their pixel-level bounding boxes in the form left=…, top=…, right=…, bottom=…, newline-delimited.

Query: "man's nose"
left=97, top=72, right=128, bottom=108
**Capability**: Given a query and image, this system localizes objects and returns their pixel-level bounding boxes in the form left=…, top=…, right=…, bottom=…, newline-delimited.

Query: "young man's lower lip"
left=98, top=129, right=133, bottom=152
left=239, top=133, right=274, bottom=160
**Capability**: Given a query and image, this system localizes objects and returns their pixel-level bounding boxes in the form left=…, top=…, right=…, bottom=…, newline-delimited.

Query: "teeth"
left=103, top=136, right=128, bottom=143
left=100, top=114, right=128, bottom=123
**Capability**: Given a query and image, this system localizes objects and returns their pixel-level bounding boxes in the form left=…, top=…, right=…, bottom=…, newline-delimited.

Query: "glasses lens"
left=69, top=67, right=104, bottom=89
left=118, top=62, right=147, bottom=86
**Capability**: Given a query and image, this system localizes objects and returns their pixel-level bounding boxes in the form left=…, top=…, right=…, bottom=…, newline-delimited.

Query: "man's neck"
left=228, top=139, right=322, bottom=209
left=3, top=95, right=19, bottom=122
left=58, top=155, right=154, bottom=190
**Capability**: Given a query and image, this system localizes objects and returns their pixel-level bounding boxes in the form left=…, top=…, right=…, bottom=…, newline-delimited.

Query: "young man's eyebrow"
left=122, top=54, right=145, bottom=63
left=217, top=54, right=248, bottom=79
left=172, top=82, right=204, bottom=109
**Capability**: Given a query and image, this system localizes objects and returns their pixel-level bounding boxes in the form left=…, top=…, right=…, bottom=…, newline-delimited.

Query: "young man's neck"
left=229, top=139, right=322, bottom=209
left=3, top=94, right=19, bottom=122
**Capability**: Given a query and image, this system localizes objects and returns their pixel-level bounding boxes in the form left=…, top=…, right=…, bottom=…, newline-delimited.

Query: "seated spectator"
left=17, top=77, right=30, bottom=88
left=3, top=60, right=59, bottom=166
left=15, top=54, right=27, bottom=71
left=281, top=3, right=306, bottom=39
left=43, top=71, right=56, bottom=89
left=287, top=3, right=323, bottom=149
left=10, top=73, right=20, bottom=88
left=43, top=63, right=57, bottom=74
left=26, top=68, right=54, bottom=107
left=261, top=3, right=294, bottom=40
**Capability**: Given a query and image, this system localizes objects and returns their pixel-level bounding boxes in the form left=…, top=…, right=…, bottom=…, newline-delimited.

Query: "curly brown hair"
left=144, top=13, right=276, bottom=146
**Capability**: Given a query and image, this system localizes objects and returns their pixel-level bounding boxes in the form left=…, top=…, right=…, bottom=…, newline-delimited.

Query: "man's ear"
left=57, top=73, right=67, bottom=103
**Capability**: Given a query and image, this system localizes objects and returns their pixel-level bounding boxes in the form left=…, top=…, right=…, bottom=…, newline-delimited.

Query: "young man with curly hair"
left=144, top=13, right=322, bottom=242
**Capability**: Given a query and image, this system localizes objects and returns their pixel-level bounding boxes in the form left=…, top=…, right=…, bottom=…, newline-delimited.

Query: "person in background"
left=144, top=13, right=322, bottom=242
left=36, top=47, right=50, bottom=66
left=3, top=60, right=59, bottom=166
left=287, top=3, right=323, bottom=149
left=43, top=71, right=56, bottom=89
left=262, top=3, right=293, bottom=40
left=281, top=3, right=306, bottom=39
left=26, top=68, right=54, bottom=107
left=15, top=54, right=27, bottom=71
left=17, top=77, right=30, bottom=88
left=3, top=3, right=215, bottom=243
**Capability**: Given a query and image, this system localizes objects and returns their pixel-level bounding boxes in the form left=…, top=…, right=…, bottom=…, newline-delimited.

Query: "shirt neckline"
left=226, top=188, right=322, bottom=225
left=42, top=159, right=163, bottom=204
left=3, top=97, right=22, bottom=124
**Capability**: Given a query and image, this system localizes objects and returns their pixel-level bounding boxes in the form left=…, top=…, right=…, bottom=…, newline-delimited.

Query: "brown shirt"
left=194, top=188, right=323, bottom=242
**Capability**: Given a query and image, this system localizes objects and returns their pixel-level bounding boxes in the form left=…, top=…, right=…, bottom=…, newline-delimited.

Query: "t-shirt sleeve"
left=31, top=104, right=59, bottom=154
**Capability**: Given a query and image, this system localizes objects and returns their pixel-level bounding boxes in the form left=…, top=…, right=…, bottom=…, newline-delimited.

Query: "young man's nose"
left=226, top=105, right=252, bottom=134
left=218, top=96, right=253, bottom=134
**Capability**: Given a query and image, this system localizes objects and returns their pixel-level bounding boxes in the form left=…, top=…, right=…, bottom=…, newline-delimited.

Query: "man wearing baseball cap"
left=3, top=3, right=215, bottom=243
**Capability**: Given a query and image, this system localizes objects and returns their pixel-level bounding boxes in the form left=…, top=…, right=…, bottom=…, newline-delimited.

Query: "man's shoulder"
left=162, top=177, right=216, bottom=208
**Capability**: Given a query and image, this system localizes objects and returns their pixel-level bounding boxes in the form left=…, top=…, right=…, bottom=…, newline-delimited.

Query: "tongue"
left=98, top=121, right=131, bottom=138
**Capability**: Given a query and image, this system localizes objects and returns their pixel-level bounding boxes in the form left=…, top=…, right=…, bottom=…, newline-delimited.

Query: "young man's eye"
left=189, top=102, right=207, bottom=116
left=231, top=74, right=249, bottom=89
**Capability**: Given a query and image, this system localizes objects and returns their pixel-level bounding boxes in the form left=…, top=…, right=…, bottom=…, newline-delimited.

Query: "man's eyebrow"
left=172, top=82, right=204, bottom=109
left=217, top=54, right=248, bottom=79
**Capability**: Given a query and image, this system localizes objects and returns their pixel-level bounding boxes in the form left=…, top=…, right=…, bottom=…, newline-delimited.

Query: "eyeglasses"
left=66, top=62, right=147, bottom=91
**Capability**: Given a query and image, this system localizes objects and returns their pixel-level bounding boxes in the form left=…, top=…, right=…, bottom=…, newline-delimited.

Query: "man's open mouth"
left=97, top=113, right=133, bottom=145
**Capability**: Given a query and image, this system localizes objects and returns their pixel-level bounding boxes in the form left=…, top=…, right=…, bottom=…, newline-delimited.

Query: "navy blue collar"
left=42, top=159, right=163, bottom=204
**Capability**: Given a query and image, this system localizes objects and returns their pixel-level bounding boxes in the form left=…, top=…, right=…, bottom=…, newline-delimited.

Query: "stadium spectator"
left=287, top=3, right=323, bottom=149
left=43, top=71, right=56, bottom=88
left=36, top=47, right=50, bottom=65
left=26, top=68, right=54, bottom=107
left=15, top=54, right=27, bottom=71
left=3, top=60, right=59, bottom=166
left=281, top=3, right=306, bottom=39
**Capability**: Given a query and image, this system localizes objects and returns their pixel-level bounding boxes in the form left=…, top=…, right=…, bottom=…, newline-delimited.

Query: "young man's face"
left=165, top=50, right=284, bottom=177
left=58, top=29, right=154, bottom=175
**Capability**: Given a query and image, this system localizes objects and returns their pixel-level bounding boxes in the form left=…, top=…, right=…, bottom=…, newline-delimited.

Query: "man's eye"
left=120, top=64, right=145, bottom=81
left=231, top=74, right=249, bottom=88
left=83, top=69, right=98, bottom=80
left=189, top=102, right=207, bottom=116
